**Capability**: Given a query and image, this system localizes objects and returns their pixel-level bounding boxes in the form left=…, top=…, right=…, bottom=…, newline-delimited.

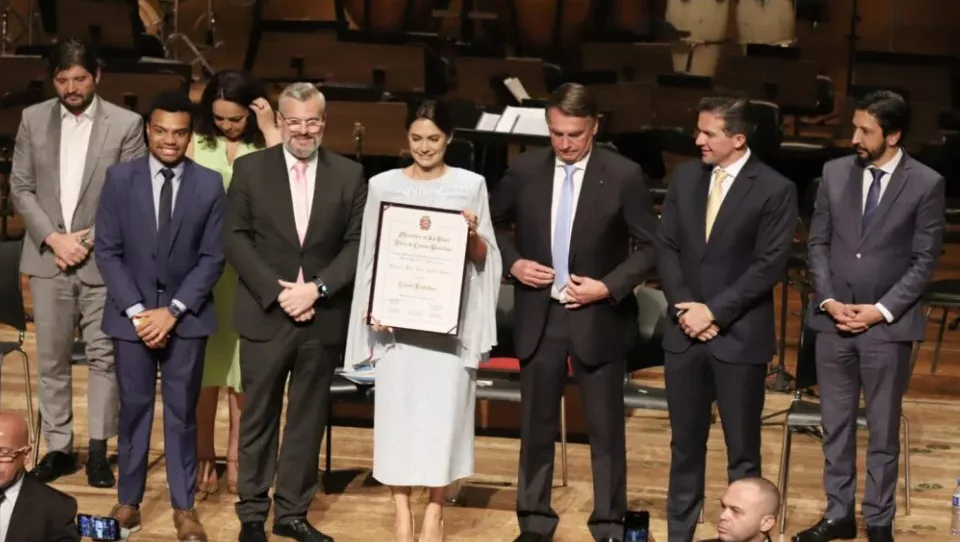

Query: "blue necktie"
left=862, top=167, right=884, bottom=230
left=553, top=164, right=576, bottom=290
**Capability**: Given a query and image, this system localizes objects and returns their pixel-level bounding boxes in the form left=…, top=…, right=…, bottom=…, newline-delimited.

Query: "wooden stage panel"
left=3, top=246, right=960, bottom=540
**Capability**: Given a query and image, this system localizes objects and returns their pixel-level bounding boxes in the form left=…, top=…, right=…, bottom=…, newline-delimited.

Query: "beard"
left=284, top=135, right=319, bottom=160
left=59, top=92, right=94, bottom=114
left=854, top=141, right=885, bottom=165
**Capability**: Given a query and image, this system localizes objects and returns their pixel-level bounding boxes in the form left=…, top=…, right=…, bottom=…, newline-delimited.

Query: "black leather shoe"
left=85, top=451, right=115, bottom=488
left=238, top=521, right=267, bottom=542
left=272, top=519, right=334, bottom=542
left=597, top=538, right=621, bottom=542
left=866, top=525, right=893, bottom=542
left=792, top=517, right=858, bottom=542
left=30, top=451, right=77, bottom=483
left=513, top=532, right=550, bottom=542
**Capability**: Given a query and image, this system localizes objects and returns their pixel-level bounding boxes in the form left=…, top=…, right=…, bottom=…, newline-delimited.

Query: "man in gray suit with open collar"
left=798, top=91, right=945, bottom=542
left=9, top=39, right=146, bottom=487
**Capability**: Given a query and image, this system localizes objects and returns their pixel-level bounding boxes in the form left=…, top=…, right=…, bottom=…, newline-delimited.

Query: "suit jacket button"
left=856, top=253, right=862, bottom=259
left=57, top=224, right=64, bottom=231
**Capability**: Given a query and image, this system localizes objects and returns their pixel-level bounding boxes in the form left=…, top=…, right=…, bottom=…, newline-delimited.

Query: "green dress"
left=193, top=134, right=260, bottom=391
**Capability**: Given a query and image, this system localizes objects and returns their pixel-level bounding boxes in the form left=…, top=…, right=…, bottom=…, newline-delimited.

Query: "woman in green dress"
left=187, top=69, right=281, bottom=498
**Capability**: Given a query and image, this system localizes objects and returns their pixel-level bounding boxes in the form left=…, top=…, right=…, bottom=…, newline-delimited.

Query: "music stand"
left=56, top=0, right=140, bottom=56
left=581, top=42, right=674, bottom=82
left=714, top=54, right=820, bottom=113
left=451, top=57, right=548, bottom=108
left=651, top=74, right=712, bottom=132
left=589, top=82, right=654, bottom=134
left=323, top=101, right=408, bottom=160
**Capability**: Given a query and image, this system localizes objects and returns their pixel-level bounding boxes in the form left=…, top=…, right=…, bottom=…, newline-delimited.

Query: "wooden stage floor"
left=3, top=251, right=960, bottom=541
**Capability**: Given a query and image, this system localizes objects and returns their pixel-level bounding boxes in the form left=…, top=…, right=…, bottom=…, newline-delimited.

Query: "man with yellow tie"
left=656, top=95, right=798, bottom=542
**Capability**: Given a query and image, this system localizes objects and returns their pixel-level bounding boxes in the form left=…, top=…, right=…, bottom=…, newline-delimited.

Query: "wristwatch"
left=312, top=278, right=328, bottom=298
left=167, top=303, right=185, bottom=319
left=78, top=235, right=92, bottom=251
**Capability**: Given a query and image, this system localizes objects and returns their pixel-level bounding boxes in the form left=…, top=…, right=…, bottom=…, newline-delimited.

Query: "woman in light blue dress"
left=344, top=100, right=501, bottom=542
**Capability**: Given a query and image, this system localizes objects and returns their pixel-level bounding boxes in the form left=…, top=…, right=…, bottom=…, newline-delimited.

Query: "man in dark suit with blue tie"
left=95, top=91, right=225, bottom=541
left=796, top=91, right=945, bottom=542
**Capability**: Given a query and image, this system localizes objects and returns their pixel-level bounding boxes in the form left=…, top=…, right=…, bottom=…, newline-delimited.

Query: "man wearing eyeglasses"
left=0, top=412, right=79, bottom=541
left=226, top=82, right=367, bottom=542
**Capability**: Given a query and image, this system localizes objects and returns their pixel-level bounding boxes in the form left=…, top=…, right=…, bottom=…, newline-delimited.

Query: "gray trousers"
left=29, top=273, right=118, bottom=453
left=815, top=332, right=911, bottom=527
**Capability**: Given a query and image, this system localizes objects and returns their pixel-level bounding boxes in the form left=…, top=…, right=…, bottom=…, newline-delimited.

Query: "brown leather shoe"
left=109, top=504, right=142, bottom=532
left=173, top=508, right=207, bottom=541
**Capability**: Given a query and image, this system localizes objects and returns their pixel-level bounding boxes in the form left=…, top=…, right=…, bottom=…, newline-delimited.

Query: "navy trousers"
left=114, top=336, right=206, bottom=510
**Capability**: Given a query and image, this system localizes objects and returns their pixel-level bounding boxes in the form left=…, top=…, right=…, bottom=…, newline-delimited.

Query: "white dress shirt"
left=59, top=98, right=97, bottom=232
left=708, top=147, right=751, bottom=201
left=283, top=146, right=318, bottom=221
left=820, top=148, right=903, bottom=323
left=550, top=152, right=591, bottom=301
left=0, top=473, right=25, bottom=542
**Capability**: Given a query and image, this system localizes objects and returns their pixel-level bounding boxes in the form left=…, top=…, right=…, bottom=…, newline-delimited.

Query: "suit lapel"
left=134, top=159, right=157, bottom=248
left=303, top=150, right=332, bottom=247
left=48, top=102, right=62, bottom=204
left=75, top=101, right=109, bottom=210
left=690, top=164, right=711, bottom=256
left=270, top=147, right=301, bottom=248
left=704, top=158, right=757, bottom=255
left=569, top=152, right=606, bottom=259
left=859, top=154, right=910, bottom=247
left=843, top=161, right=865, bottom=243
left=7, top=475, right=38, bottom=539
left=167, top=160, right=198, bottom=253
left=536, top=154, right=555, bottom=263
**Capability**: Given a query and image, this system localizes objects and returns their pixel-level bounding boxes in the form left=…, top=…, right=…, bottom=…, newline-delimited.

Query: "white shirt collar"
left=60, top=96, right=98, bottom=121
left=555, top=150, right=591, bottom=172
left=3, top=472, right=24, bottom=502
left=871, top=147, right=903, bottom=175
left=283, top=146, right=319, bottom=172
left=713, top=147, right=751, bottom=180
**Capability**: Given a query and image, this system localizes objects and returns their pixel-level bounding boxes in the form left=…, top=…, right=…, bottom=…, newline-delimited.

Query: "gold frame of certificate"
left=367, top=202, right=470, bottom=335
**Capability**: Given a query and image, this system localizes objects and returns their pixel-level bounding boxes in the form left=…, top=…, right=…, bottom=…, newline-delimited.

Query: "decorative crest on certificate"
left=367, top=202, right=470, bottom=334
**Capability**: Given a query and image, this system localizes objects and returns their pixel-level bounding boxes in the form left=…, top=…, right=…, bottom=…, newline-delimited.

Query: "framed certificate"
left=367, top=202, right=470, bottom=334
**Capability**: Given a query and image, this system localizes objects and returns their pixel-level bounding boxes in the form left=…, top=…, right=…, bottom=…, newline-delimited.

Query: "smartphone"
left=623, top=510, right=650, bottom=542
left=77, top=514, right=121, bottom=541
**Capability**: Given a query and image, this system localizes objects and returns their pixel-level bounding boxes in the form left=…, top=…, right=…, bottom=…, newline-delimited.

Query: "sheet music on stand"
left=474, top=106, right=549, bottom=137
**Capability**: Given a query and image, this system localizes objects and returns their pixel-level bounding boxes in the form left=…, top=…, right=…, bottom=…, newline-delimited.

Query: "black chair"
left=775, top=322, right=911, bottom=535
left=321, top=373, right=367, bottom=492
left=912, top=279, right=960, bottom=374
left=0, top=239, right=37, bottom=456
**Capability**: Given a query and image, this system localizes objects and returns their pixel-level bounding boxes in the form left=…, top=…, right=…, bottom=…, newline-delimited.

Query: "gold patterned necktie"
left=704, top=168, right=728, bottom=240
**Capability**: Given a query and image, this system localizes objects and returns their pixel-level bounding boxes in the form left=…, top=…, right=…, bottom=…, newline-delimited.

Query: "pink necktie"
left=292, top=161, right=309, bottom=283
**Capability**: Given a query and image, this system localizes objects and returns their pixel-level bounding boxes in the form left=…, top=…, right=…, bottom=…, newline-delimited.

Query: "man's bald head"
left=716, top=477, right=780, bottom=542
left=0, top=412, right=29, bottom=449
left=0, top=412, right=31, bottom=486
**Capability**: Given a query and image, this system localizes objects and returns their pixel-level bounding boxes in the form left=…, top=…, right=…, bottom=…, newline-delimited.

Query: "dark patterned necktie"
left=861, top=167, right=884, bottom=230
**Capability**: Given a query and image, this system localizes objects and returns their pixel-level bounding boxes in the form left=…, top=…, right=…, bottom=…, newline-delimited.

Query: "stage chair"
left=911, top=279, right=960, bottom=374
left=321, top=374, right=365, bottom=492
left=776, top=324, right=911, bottom=535
left=0, top=239, right=38, bottom=460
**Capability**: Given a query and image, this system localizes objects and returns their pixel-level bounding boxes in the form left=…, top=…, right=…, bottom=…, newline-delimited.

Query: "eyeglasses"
left=280, top=116, right=324, bottom=132
left=0, top=447, right=28, bottom=463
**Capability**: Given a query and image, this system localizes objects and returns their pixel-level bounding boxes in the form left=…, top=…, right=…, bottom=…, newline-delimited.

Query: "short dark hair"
left=855, top=90, right=910, bottom=138
left=196, top=69, right=268, bottom=148
left=698, top=95, right=753, bottom=137
left=546, top=83, right=598, bottom=119
left=147, top=91, right=195, bottom=127
left=47, top=38, right=99, bottom=78
left=407, top=99, right=454, bottom=137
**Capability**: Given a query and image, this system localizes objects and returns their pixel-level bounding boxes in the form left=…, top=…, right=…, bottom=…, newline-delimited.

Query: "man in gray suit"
left=9, top=39, right=146, bottom=487
left=798, top=91, right=945, bottom=542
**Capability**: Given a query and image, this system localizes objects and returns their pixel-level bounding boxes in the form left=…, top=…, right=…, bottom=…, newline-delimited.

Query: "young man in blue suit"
left=95, top=91, right=226, bottom=541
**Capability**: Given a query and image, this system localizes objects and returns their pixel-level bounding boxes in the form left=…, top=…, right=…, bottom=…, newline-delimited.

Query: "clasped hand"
left=508, top=260, right=609, bottom=309
left=133, top=308, right=176, bottom=349
left=278, top=280, right=318, bottom=322
left=676, top=302, right=719, bottom=342
left=47, top=229, right=91, bottom=271
left=823, top=301, right=884, bottom=333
